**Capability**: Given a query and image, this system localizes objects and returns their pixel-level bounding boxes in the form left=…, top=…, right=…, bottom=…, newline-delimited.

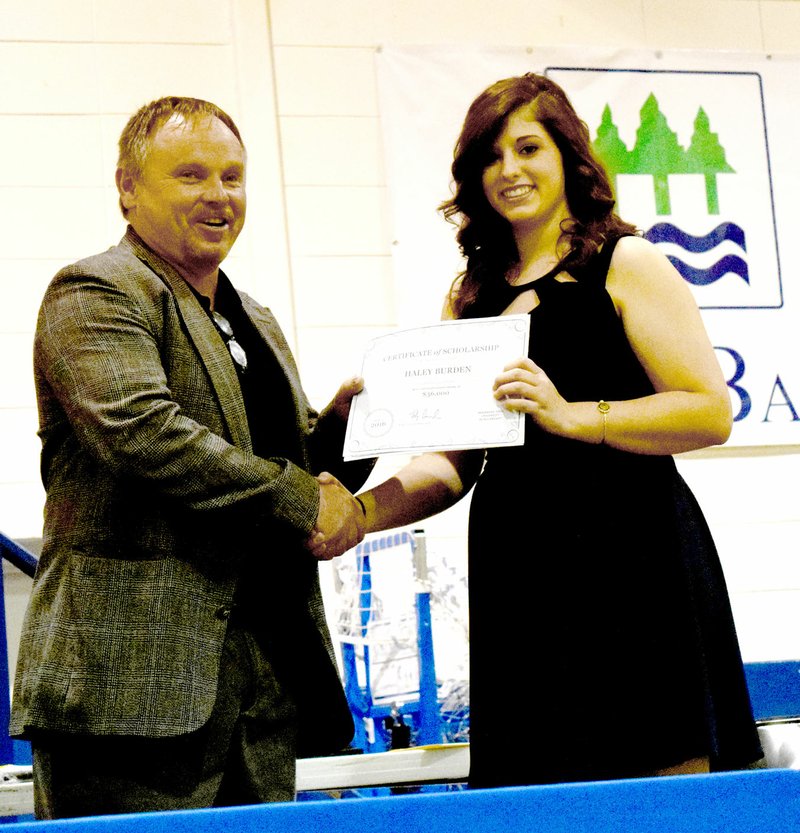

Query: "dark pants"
left=31, top=624, right=298, bottom=819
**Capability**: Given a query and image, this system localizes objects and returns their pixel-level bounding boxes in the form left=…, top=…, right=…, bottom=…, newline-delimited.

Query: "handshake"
left=305, top=471, right=367, bottom=561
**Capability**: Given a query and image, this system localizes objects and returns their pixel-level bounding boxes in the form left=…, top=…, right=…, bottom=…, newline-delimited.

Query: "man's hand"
left=305, top=471, right=366, bottom=560
left=325, top=376, right=364, bottom=422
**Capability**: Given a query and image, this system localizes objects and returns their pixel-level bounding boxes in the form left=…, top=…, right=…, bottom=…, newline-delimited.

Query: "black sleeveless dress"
left=465, top=236, right=762, bottom=787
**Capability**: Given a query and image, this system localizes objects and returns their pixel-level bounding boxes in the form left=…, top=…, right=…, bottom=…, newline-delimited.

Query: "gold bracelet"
left=597, top=400, right=610, bottom=444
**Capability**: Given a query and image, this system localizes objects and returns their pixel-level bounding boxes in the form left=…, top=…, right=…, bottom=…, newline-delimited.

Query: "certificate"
left=343, top=315, right=530, bottom=460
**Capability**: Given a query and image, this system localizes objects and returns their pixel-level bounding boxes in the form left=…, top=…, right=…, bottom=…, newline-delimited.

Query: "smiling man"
left=11, top=97, right=373, bottom=818
left=115, top=109, right=246, bottom=301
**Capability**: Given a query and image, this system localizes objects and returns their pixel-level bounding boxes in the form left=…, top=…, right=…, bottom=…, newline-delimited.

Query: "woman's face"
left=481, top=105, right=570, bottom=234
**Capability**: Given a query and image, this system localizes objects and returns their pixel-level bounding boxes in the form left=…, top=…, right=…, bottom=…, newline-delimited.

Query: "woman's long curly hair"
left=441, top=73, right=637, bottom=318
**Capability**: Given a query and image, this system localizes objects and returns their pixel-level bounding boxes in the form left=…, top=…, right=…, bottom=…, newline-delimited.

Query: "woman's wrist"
left=562, top=401, right=610, bottom=445
left=355, top=491, right=375, bottom=532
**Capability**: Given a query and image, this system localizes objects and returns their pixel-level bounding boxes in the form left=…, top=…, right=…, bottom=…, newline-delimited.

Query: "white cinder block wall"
left=2, top=0, right=799, bottom=682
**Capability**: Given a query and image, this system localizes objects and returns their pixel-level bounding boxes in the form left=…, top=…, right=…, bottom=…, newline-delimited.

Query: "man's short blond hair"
left=116, top=96, right=245, bottom=217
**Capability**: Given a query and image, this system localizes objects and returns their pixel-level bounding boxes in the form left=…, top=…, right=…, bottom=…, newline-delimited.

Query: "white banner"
left=375, top=46, right=800, bottom=447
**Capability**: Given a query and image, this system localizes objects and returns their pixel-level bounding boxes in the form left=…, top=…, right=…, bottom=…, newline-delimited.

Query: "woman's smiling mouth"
left=501, top=184, right=534, bottom=200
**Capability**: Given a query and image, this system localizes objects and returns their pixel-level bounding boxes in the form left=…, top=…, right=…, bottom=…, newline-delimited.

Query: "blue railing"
left=0, top=535, right=36, bottom=580
left=0, top=532, right=36, bottom=766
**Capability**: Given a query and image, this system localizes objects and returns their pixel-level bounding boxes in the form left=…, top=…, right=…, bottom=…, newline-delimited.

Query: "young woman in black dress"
left=315, top=73, right=762, bottom=786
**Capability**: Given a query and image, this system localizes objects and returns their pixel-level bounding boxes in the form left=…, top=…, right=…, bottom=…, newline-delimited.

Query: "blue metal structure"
left=0, top=534, right=35, bottom=767
left=338, top=531, right=442, bottom=753
left=0, top=537, right=35, bottom=580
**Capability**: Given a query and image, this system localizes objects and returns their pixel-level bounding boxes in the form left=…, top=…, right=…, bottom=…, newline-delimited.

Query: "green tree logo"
left=684, top=106, right=735, bottom=214
left=592, top=94, right=734, bottom=216
left=594, top=103, right=632, bottom=196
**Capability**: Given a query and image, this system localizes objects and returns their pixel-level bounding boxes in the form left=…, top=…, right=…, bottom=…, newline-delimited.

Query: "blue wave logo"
left=644, top=222, right=749, bottom=286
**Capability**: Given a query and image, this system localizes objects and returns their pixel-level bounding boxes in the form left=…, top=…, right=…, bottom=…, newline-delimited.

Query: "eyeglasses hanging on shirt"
left=212, top=310, right=248, bottom=374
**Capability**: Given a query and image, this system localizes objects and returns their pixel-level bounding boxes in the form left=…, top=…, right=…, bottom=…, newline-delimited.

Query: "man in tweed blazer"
left=11, top=97, right=373, bottom=817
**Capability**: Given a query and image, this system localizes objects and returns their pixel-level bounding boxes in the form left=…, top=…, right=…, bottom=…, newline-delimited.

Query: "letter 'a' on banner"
left=375, top=46, right=800, bottom=447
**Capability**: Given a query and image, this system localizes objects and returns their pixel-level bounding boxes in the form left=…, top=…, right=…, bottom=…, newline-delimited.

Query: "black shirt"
left=191, top=271, right=302, bottom=465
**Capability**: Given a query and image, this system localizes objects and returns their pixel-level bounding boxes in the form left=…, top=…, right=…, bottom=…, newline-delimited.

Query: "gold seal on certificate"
left=344, top=315, right=530, bottom=460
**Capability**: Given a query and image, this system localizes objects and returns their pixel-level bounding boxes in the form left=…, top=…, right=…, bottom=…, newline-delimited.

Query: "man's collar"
left=122, top=225, right=239, bottom=309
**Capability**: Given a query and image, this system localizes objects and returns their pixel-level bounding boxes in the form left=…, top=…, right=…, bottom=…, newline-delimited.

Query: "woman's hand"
left=493, top=357, right=576, bottom=437
left=491, top=237, right=734, bottom=454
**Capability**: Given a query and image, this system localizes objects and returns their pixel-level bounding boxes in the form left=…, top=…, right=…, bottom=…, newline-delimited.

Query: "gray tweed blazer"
left=10, top=228, right=368, bottom=755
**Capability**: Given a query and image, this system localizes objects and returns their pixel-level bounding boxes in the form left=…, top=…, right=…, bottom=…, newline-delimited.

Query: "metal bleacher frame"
left=336, top=530, right=443, bottom=754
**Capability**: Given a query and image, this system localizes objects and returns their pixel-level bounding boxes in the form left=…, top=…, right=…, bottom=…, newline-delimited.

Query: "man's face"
left=118, top=115, right=246, bottom=285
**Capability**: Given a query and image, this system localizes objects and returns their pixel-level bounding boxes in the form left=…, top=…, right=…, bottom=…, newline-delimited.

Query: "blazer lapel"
left=122, top=230, right=253, bottom=452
